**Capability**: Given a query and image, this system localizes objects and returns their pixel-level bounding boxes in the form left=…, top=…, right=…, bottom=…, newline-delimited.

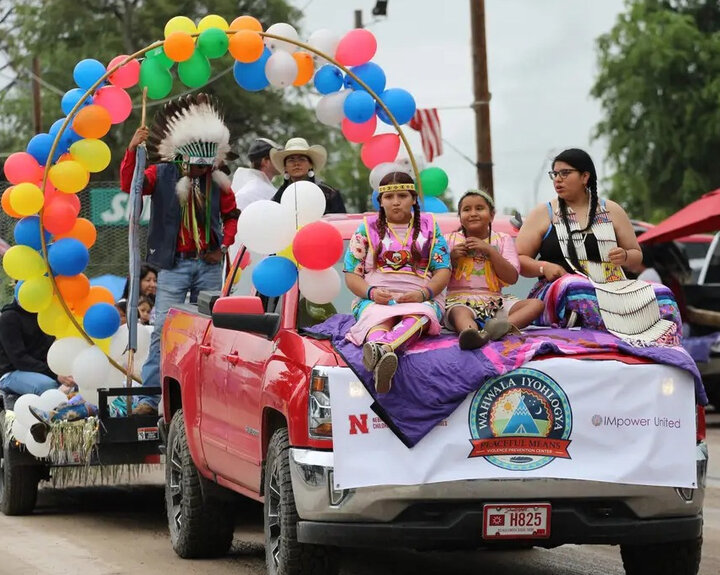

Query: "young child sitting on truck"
left=445, top=190, right=544, bottom=349
left=343, top=171, right=451, bottom=394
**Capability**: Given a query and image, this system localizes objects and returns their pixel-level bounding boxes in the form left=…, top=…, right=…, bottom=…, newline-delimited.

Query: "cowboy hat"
left=270, top=137, right=327, bottom=173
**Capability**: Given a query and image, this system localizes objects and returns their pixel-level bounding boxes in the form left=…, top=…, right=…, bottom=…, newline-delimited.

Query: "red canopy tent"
left=637, top=189, right=720, bottom=244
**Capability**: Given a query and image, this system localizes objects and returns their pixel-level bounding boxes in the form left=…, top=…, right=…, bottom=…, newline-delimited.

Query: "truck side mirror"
left=211, top=296, right=281, bottom=339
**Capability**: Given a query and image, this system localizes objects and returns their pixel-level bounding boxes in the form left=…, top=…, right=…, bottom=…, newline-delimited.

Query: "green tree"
left=592, top=0, right=720, bottom=221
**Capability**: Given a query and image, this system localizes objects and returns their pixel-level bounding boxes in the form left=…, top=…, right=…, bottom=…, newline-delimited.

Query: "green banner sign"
left=89, top=187, right=150, bottom=226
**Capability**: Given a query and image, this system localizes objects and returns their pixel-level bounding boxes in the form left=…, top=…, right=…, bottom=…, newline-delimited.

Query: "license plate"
left=482, top=503, right=551, bottom=539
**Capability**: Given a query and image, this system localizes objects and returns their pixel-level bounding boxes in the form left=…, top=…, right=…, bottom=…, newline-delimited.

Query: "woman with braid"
left=344, top=172, right=451, bottom=394
left=516, top=148, right=682, bottom=344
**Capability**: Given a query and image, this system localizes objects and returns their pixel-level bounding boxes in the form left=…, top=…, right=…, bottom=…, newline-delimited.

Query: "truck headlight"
left=308, top=368, right=332, bottom=439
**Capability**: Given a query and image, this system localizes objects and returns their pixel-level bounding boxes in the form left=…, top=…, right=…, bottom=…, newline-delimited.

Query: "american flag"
left=409, top=108, right=443, bottom=162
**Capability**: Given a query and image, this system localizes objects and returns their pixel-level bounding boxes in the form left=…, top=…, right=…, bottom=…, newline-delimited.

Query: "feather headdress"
left=147, top=93, right=230, bottom=167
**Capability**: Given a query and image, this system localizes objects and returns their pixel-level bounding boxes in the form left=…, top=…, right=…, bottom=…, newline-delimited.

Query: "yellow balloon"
left=18, top=275, right=53, bottom=312
left=69, top=139, right=111, bottom=173
left=198, top=14, right=229, bottom=32
left=92, top=337, right=112, bottom=354
left=60, top=314, right=87, bottom=339
left=2, top=245, right=46, bottom=280
left=49, top=160, right=89, bottom=194
left=277, top=244, right=298, bottom=265
left=9, top=182, right=44, bottom=216
left=164, top=16, right=197, bottom=37
left=38, top=299, right=70, bottom=336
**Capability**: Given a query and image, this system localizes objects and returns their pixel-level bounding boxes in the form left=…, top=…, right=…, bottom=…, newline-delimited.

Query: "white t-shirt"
left=638, top=267, right=663, bottom=284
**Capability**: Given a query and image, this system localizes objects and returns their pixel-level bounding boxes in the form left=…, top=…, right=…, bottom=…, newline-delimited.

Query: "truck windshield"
left=702, top=235, right=720, bottom=284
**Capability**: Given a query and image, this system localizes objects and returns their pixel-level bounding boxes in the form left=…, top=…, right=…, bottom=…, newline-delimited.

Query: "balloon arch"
left=1, top=14, right=453, bottom=405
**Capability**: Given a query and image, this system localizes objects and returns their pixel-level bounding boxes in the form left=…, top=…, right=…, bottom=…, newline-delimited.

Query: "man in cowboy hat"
left=120, top=93, right=239, bottom=415
left=270, top=137, right=346, bottom=213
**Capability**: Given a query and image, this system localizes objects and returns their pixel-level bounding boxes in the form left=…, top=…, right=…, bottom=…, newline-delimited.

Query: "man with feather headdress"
left=120, top=93, right=239, bottom=415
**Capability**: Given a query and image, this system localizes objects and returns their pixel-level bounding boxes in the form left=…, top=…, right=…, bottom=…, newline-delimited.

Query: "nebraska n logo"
left=348, top=414, right=369, bottom=435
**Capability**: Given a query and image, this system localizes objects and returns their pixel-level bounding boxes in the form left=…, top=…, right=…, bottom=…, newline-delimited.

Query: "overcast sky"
left=293, top=0, right=627, bottom=213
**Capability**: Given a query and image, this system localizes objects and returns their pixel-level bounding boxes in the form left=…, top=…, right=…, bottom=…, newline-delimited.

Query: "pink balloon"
left=361, top=133, right=401, bottom=169
left=43, top=197, right=79, bottom=235
left=4, top=152, right=43, bottom=184
left=93, top=85, right=132, bottom=124
left=107, top=55, right=140, bottom=89
left=342, top=116, right=377, bottom=144
left=335, top=29, right=377, bottom=67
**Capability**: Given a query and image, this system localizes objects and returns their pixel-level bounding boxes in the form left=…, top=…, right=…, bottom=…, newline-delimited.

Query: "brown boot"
left=482, top=318, right=520, bottom=341
left=459, top=328, right=490, bottom=350
left=373, top=351, right=398, bottom=394
left=132, top=403, right=158, bottom=416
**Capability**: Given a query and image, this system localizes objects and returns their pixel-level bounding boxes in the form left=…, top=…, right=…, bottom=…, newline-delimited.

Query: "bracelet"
left=539, top=264, right=545, bottom=276
left=366, top=286, right=375, bottom=300
left=425, top=286, right=435, bottom=300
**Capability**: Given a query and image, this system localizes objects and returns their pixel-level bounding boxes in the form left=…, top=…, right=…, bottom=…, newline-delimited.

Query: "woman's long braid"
left=409, top=202, right=422, bottom=271
left=374, top=206, right=388, bottom=267
left=559, top=184, right=599, bottom=273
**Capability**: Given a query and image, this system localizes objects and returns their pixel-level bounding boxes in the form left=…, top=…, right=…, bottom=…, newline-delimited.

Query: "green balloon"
left=145, top=46, right=173, bottom=70
left=198, top=28, right=229, bottom=59
left=178, top=52, right=212, bottom=88
left=420, top=167, right=449, bottom=197
left=139, top=58, right=173, bottom=99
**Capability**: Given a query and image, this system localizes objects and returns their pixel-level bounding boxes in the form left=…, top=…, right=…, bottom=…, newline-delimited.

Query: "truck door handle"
left=225, top=353, right=240, bottom=366
left=199, top=344, right=212, bottom=356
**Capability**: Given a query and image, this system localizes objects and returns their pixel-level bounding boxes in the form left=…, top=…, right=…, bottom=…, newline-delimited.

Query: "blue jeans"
left=138, top=258, right=222, bottom=409
left=0, top=371, right=58, bottom=396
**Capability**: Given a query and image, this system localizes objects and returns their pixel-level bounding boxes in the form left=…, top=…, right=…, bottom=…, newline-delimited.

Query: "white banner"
left=329, top=358, right=697, bottom=490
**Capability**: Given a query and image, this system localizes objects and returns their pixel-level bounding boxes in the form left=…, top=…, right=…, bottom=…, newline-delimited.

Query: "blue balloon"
left=377, top=88, right=417, bottom=125
left=421, top=196, right=448, bottom=213
left=233, top=48, right=271, bottom=92
left=26, top=133, right=62, bottom=165
left=343, top=90, right=376, bottom=124
left=48, top=238, right=89, bottom=277
left=344, top=62, right=386, bottom=95
left=14, top=216, right=51, bottom=251
left=73, top=59, right=106, bottom=91
left=61, top=88, right=93, bottom=116
left=371, top=190, right=380, bottom=210
left=314, top=65, right=344, bottom=94
left=252, top=256, right=298, bottom=297
left=83, top=302, right=121, bottom=339
left=50, top=118, right=82, bottom=152
left=14, top=280, right=24, bottom=302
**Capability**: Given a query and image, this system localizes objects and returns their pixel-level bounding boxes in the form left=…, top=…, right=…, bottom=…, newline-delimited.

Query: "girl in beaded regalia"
left=515, top=148, right=681, bottom=345
left=344, top=172, right=451, bottom=394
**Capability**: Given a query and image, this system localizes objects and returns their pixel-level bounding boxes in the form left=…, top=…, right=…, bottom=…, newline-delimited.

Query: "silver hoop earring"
left=307, top=169, right=315, bottom=178
left=283, top=172, right=290, bottom=180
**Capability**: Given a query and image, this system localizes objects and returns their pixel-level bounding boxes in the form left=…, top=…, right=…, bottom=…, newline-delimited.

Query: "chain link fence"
left=0, top=181, right=148, bottom=305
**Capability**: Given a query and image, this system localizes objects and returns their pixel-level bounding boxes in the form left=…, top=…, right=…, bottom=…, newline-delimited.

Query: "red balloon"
left=342, top=116, right=377, bottom=144
left=335, top=29, right=377, bottom=67
left=292, top=221, right=343, bottom=270
left=107, top=55, right=140, bottom=89
left=4, top=152, right=43, bottom=184
left=46, top=189, right=80, bottom=215
left=93, top=85, right=132, bottom=124
left=43, top=197, right=79, bottom=235
left=360, top=133, right=401, bottom=169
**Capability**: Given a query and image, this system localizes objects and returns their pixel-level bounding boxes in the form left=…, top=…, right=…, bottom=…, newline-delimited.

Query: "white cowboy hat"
left=270, top=137, right=328, bottom=174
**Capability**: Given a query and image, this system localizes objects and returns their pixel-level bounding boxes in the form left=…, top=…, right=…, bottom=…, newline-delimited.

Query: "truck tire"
left=0, top=412, right=41, bottom=516
left=264, top=428, right=338, bottom=575
left=621, top=537, right=702, bottom=575
left=165, top=409, right=235, bottom=558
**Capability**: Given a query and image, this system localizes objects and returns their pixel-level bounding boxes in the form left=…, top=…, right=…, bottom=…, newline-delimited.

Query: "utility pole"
left=470, top=0, right=494, bottom=198
left=354, top=9, right=363, bottom=28
left=31, top=56, right=42, bottom=134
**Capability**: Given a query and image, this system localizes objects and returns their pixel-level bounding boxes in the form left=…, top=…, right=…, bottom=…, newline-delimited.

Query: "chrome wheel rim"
left=168, top=434, right=183, bottom=532
left=267, top=457, right=282, bottom=569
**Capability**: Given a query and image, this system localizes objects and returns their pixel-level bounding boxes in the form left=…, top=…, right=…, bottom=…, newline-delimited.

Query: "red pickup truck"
left=159, top=213, right=706, bottom=575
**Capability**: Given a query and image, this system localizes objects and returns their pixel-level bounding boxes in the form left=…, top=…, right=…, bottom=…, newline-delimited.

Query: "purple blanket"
left=305, top=315, right=706, bottom=447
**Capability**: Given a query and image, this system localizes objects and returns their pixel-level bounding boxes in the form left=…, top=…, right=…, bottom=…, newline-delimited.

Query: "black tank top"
left=539, top=214, right=602, bottom=273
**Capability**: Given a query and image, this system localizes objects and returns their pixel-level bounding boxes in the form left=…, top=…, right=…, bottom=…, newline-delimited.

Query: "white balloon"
left=395, top=149, right=426, bottom=179
left=265, top=23, right=299, bottom=53
left=39, top=388, right=68, bottom=411
left=299, top=267, right=341, bottom=304
left=47, top=337, right=91, bottom=377
left=307, top=28, right=340, bottom=61
left=24, top=429, right=51, bottom=458
left=72, top=346, right=110, bottom=402
left=280, top=181, right=327, bottom=227
left=109, top=324, right=129, bottom=363
left=315, top=91, right=349, bottom=127
left=369, top=162, right=406, bottom=190
left=265, top=51, right=298, bottom=88
left=12, top=394, right=42, bottom=428
left=236, top=200, right=297, bottom=254
left=11, top=418, right=28, bottom=441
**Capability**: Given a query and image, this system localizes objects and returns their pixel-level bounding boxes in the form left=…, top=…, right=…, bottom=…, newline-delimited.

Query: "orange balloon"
left=229, top=30, right=264, bottom=63
left=72, top=285, right=115, bottom=315
left=164, top=31, right=195, bottom=62
left=55, top=274, right=90, bottom=304
left=72, top=105, right=112, bottom=139
left=1, top=187, right=22, bottom=218
left=229, top=15, right=262, bottom=32
left=55, top=217, right=97, bottom=248
left=292, top=52, right=314, bottom=86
